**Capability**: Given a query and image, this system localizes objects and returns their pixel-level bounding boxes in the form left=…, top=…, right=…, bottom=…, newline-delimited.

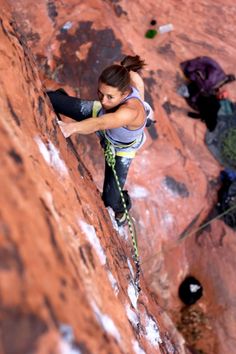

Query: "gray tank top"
left=98, top=87, right=146, bottom=144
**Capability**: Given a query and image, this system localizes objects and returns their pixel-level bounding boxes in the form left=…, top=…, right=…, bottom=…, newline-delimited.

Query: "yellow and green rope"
left=104, top=140, right=141, bottom=292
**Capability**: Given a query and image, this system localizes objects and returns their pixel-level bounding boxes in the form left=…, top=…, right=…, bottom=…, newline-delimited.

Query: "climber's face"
left=97, top=82, right=129, bottom=110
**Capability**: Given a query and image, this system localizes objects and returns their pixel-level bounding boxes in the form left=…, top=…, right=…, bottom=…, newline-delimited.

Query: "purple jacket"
left=180, top=56, right=227, bottom=92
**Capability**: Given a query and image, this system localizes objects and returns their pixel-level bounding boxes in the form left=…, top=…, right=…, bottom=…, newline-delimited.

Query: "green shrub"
left=221, top=127, right=236, bottom=167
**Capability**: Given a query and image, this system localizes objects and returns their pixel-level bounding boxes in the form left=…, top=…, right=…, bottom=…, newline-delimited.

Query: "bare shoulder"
left=116, top=101, right=139, bottom=118
left=99, top=103, right=138, bottom=129
left=130, top=71, right=143, bottom=84
left=115, top=100, right=143, bottom=128
left=129, top=71, right=144, bottom=99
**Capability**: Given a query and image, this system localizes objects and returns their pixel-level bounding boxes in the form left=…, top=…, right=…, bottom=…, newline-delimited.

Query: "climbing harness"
left=103, top=132, right=137, bottom=158
left=104, top=140, right=141, bottom=293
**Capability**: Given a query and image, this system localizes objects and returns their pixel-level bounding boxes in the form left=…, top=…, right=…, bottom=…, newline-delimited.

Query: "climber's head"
left=98, top=55, right=146, bottom=110
left=98, top=65, right=130, bottom=110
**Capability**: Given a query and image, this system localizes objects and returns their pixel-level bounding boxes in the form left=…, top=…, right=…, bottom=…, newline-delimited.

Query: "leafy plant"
left=221, top=127, right=236, bottom=167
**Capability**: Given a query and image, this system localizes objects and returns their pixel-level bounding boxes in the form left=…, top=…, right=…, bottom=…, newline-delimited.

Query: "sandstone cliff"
left=1, top=0, right=236, bottom=353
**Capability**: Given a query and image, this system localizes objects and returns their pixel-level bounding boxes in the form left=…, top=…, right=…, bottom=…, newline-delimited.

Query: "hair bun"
left=120, top=55, right=146, bottom=72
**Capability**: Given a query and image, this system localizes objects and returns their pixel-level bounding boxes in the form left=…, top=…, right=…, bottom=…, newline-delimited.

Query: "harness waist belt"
left=105, top=132, right=137, bottom=148
left=110, top=138, right=136, bottom=146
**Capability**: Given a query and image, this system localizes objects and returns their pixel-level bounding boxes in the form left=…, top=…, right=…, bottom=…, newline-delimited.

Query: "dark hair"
left=120, top=55, right=146, bottom=72
left=99, top=55, right=146, bottom=93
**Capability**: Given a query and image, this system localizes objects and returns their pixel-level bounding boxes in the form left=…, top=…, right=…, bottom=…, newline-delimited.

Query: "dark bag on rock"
left=180, top=56, right=228, bottom=95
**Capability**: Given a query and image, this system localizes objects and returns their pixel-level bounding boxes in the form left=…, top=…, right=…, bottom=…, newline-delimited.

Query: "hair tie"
left=121, top=64, right=129, bottom=72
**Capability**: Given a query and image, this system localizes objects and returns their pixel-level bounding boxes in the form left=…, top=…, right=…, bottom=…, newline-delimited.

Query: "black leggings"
left=102, top=156, right=132, bottom=213
left=47, top=90, right=132, bottom=214
left=47, top=89, right=94, bottom=121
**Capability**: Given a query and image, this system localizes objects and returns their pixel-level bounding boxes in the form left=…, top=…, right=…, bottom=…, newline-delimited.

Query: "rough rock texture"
left=1, top=0, right=236, bottom=353
left=0, top=2, right=185, bottom=353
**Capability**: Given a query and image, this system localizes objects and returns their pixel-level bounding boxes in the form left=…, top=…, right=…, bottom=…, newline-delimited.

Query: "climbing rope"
left=56, top=110, right=141, bottom=291
left=104, top=140, right=141, bottom=293
left=141, top=202, right=236, bottom=266
left=178, top=202, right=236, bottom=241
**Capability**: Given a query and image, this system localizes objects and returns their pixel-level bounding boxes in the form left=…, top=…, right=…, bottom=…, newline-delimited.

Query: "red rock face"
left=2, top=0, right=236, bottom=353
left=0, top=1, right=186, bottom=353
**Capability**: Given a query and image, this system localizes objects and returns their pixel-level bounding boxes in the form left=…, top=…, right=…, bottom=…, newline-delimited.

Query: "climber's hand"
left=58, top=121, right=76, bottom=138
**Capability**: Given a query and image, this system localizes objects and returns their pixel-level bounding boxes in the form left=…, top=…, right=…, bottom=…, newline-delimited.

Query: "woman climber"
left=47, top=55, right=153, bottom=226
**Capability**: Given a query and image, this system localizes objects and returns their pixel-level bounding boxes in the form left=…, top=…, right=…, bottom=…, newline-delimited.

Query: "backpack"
left=180, top=56, right=228, bottom=93
left=180, top=56, right=235, bottom=113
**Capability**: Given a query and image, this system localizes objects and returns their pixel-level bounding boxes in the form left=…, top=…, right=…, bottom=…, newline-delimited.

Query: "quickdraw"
left=104, top=140, right=141, bottom=293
